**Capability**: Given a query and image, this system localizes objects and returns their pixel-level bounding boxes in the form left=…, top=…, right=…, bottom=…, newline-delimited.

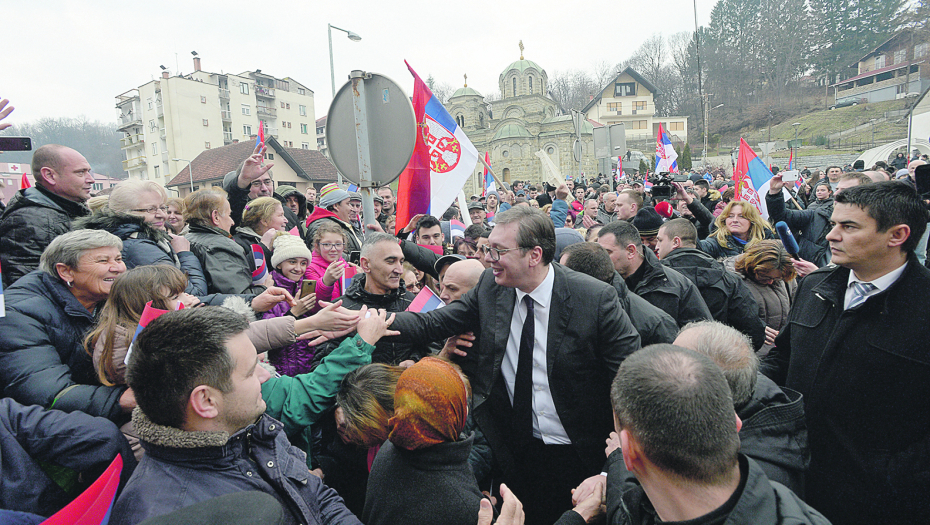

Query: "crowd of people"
left=1, top=120, right=929, bottom=524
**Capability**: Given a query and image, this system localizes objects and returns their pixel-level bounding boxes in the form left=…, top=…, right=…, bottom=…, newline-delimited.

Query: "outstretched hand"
left=0, top=99, right=14, bottom=131
left=477, top=484, right=524, bottom=525
left=356, top=307, right=400, bottom=346
left=251, top=286, right=296, bottom=312
left=237, top=142, right=274, bottom=189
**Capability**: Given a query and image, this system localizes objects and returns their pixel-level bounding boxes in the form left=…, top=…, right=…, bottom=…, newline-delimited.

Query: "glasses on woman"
left=132, top=205, right=168, bottom=214
left=478, top=244, right=522, bottom=262
left=319, top=242, right=345, bottom=251
left=406, top=281, right=422, bottom=293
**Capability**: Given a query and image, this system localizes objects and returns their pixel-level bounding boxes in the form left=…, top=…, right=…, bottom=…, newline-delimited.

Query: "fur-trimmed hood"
left=132, top=407, right=230, bottom=448
left=73, top=209, right=170, bottom=243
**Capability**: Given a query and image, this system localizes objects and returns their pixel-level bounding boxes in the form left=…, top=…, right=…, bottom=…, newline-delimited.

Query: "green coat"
left=262, top=334, right=374, bottom=465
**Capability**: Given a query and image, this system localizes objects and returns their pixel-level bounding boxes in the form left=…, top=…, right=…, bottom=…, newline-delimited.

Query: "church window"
left=502, top=150, right=509, bottom=158
left=479, top=113, right=484, bottom=127
left=502, top=168, right=511, bottom=183
left=547, top=146, right=555, bottom=154
left=513, top=77, right=517, bottom=96
left=529, top=76, right=533, bottom=93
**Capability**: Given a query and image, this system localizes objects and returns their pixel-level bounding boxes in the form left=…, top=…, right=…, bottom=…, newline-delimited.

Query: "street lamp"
left=173, top=158, right=193, bottom=194
left=703, top=101, right=723, bottom=167
left=869, top=118, right=877, bottom=147
left=328, top=24, right=362, bottom=98
left=792, top=122, right=801, bottom=142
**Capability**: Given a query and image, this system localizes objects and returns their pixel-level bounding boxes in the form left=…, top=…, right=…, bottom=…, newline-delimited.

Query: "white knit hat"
left=271, top=232, right=312, bottom=268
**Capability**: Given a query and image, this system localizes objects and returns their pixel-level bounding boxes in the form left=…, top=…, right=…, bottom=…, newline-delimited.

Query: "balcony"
left=224, top=131, right=233, bottom=144
left=257, top=106, right=277, bottom=118
left=221, top=110, right=232, bottom=121
left=117, top=113, right=142, bottom=131
left=116, top=89, right=140, bottom=107
left=219, top=87, right=230, bottom=99
left=159, top=128, right=167, bottom=140
left=120, top=134, right=145, bottom=149
left=255, top=86, right=275, bottom=98
left=161, top=152, right=170, bottom=162
left=122, top=156, right=147, bottom=170
left=156, top=102, right=164, bottom=118
left=265, top=126, right=279, bottom=137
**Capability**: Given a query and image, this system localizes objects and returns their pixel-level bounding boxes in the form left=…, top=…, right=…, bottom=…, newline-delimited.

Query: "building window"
left=242, top=104, right=251, bottom=115
left=93, top=183, right=103, bottom=191
left=629, top=120, right=648, bottom=130
left=201, top=95, right=207, bottom=104
left=286, top=103, right=290, bottom=109
left=205, top=141, right=211, bottom=149
left=265, top=153, right=274, bottom=160
left=615, top=83, right=636, bottom=97
left=280, top=102, right=285, bottom=109
left=301, top=123, right=308, bottom=134
left=152, top=143, right=158, bottom=155
left=635, top=101, right=647, bottom=110
left=607, top=102, right=622, bottom=112
left=874, top=54, right=885, bottom=69
left=894, top=49, right=906, bottom=64
left=502, top=150, right=509, bottom=158
left=479, top=113, right=484, bottom=127
left=299, top=105, right=307, bottom=116
left=302, top=142, right=310, bottom=149
left=316, top=127, right=324, bottom=134
left=202, top=119, right=209, bottom=126
left=149, top=120, right=157, bottom=131
left=547, top=146, right=555, bottom=154
left=240, top=83, right=250, bottom=95
left=916, top=43, right=929, bottom=58
left=512, top=77, right=517, bottom=96
left=298, top=88, right=306, bottom=95
left=669, top=122, right=685, bottom=131
left=244, top=125, right=252, bottom=135
left=147, top=98, right=153, bottom=109
left=154, top=166, right=160, bottom=177
left=287, top=122, right=292, bottom=129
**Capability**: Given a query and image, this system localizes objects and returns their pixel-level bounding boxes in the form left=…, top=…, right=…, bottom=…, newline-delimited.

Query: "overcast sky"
left=4, top=0, right=715, bottom=126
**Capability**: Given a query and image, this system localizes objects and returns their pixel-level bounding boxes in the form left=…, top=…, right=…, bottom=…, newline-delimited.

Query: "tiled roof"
left=166, top=136, right=338, bottom=187
left=316, top=115, right=327, bottom=126
left=831, top=60, right=919, bottom=86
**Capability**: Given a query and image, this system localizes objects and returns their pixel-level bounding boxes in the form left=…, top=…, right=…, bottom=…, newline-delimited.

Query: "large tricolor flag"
left=483, top=151, right=496, bottom=196
left=734, top=138, right=790, bottom=219
left=654, top=123, right=678, bottom=174
left=396, top=61, right=480, bottom=234
left=406, top=286, right=444, bottom=313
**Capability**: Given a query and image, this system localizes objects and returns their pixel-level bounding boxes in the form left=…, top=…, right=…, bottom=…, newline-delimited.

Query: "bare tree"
left=549, top=69, right=599, bottom=112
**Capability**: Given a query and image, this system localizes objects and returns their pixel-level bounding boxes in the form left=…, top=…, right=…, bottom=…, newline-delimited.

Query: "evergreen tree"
left=681, top=143, right=693, bottom=171
left=639, top=158, right=649, bottom=175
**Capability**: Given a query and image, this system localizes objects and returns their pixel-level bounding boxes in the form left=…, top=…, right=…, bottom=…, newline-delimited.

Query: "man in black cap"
left=468, top=201, right=488, bottom=226
left=631, top=207, right=665, bottom=255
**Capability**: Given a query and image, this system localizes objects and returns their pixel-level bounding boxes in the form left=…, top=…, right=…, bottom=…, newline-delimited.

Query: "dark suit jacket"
left=389, top=263, right=641, bottom=478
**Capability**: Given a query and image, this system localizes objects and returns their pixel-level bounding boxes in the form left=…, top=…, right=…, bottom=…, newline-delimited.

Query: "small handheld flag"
left=251, top=244, right=268, bottom=286
left=20, top=172, right=31, bottom=189
left=407, top=286, right=444, bottom=313
left=124, top=300, right=184, bottom=365
left=255, top=120, right=265, bottom=149
left=341, top=264, right=359, bottom=292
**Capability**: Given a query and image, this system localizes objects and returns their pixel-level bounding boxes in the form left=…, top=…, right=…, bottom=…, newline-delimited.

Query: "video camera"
left=650, top=173, right=675, bottom=198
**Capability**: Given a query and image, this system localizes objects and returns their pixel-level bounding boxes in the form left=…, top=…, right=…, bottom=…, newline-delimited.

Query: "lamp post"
left=869, top=118, right=877, bottom=148
left=328, top=23, right=361, bottom=186
left=792, top=122, right=801, bottom=142
left=173, top=158, right=193, bottom=194
left=328, top=24, right=362, bottom=98
left=704, top=101, right=723, bottom=167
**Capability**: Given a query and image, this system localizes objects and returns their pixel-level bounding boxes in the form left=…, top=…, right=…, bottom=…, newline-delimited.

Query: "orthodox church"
left=444, top=43, right=598, bottom=193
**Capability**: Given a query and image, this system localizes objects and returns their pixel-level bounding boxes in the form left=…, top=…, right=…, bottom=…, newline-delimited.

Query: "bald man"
left=439, top=259, right=485, bottom=304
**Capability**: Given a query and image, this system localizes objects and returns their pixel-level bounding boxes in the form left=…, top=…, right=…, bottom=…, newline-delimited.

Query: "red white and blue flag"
left=735, top=138, right=790, bottom=219
left=255, top=120, right=265, bottom=149
left=341, top=264, right=359, bottom=292
left=655, top=123, right=678, bottom=174
left=20, top=172, right=31, bottom=189
left=450, top=219, right=466, bottom=239
left=251, top=244, right=268, bottom=286
left=43, top=455, right=123, bottom=525
left=407, top=286, right=444, bottom=312
left=124, top=300, right=184, bottom=365
left=616, top=155, right=623, bottom=182
left=483, top=151, right=495, bottom=196
left=396, top=61, right=479, bottom=234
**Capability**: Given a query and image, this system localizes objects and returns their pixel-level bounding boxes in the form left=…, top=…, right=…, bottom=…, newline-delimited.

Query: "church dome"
left=499, top=59, right=544, bottom=80
left=451, top=85, right=482, bottom=98
left=492, top=123, right=532, bottom=141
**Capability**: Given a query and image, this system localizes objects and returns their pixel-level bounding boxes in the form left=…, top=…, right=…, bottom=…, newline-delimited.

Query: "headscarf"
left=388, top=357, right=468, bottom=450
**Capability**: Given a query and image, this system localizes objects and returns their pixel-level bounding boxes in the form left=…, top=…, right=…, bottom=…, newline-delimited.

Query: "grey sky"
left=3, top=0, right=714, bottom=125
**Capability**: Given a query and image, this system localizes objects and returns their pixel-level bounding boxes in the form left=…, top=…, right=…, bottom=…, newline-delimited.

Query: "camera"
left=650, top=173, right=675, bottom=198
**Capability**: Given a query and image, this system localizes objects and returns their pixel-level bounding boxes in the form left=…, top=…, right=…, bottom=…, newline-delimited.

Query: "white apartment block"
left=116, top=56, right=316, bottom=187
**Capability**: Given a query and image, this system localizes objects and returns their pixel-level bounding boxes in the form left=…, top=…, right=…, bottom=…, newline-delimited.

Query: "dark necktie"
left=513, top=295, right=535, bottom=439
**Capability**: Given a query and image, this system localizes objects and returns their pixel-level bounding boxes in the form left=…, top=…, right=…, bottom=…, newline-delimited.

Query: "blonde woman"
left=697, top=200, right=775, bottom=259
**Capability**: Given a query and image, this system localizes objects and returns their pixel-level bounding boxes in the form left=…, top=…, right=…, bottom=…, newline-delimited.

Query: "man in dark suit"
left=389, top=206, right=641, bottom=525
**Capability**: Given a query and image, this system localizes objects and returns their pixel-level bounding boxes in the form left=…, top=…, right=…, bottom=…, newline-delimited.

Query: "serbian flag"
left=396, top=61, right=480, bottom=235
left=483, top=152, right=496, bottom=196
left=450, top=219, right=466, bottom=239
left=255, top=120, right=265, bottom=149
left=407, top=285, right=444, bottom=312
left=786, top=149, right=794, bottom=171
left=123, top=300, right=184, bottom=365
left=616, top=155, right=623, bottom=182
left=644, top=180, right=653, bottom=190
left=341, top=264, right=358, bottom=292
left=251, top=244, right=268, bottom=286
left=43, top=455, right=123, bottom=525
left=20, top=172, right=31, bottom=189
left=734, top=138, right=790, bottom=219
left=347, top=183, right=359, bottom=192
left=654, top=123, right=678, bottom=174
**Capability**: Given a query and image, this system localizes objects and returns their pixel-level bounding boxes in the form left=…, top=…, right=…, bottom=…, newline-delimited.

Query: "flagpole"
left=477, top=154, right=506, bottom=190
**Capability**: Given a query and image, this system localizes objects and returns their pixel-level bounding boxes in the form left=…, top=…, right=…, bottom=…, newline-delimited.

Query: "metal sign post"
left=349, top=71, right=376, bottom=229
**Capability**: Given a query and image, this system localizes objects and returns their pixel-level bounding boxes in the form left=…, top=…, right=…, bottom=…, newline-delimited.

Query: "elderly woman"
left=165, top=197, right=187, bottom=235
left=185, top=188, right=267, bottom=295
left=729, top=240, right=798, bottom=356
left=0, top=230, right=135, bottom=423
left=698, top=200, right=776, bottom=259
left=73, top=180, right=207, bottom=296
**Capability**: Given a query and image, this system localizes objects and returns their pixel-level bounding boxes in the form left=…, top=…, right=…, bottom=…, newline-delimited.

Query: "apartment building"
left=315, top=115, right=329, bottom=158
left=116, top=56, right=316, bottom=187
left=832, top=29, right=930, bottom=106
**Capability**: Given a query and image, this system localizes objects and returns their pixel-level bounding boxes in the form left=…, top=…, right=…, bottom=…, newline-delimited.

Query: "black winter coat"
left=72, top=212, right=208, bottom=296
left=609, top=272, right=677, bottom=346
left=660, top=248, right=766, bottom=349
left=0, top=186, right=89, bottom=287
left=0, top=398, right=136, bottom=517
left=763, top=258, right=930, bottom=524
left=628, top=250, right=713, bottom=327
left=0, top=271, right=128, bottom=422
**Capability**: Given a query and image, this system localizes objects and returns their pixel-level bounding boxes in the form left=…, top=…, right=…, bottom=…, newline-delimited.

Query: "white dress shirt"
left=502, top=264, right=571, bottom=445
left=843, top=261, right=907, bottom=310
